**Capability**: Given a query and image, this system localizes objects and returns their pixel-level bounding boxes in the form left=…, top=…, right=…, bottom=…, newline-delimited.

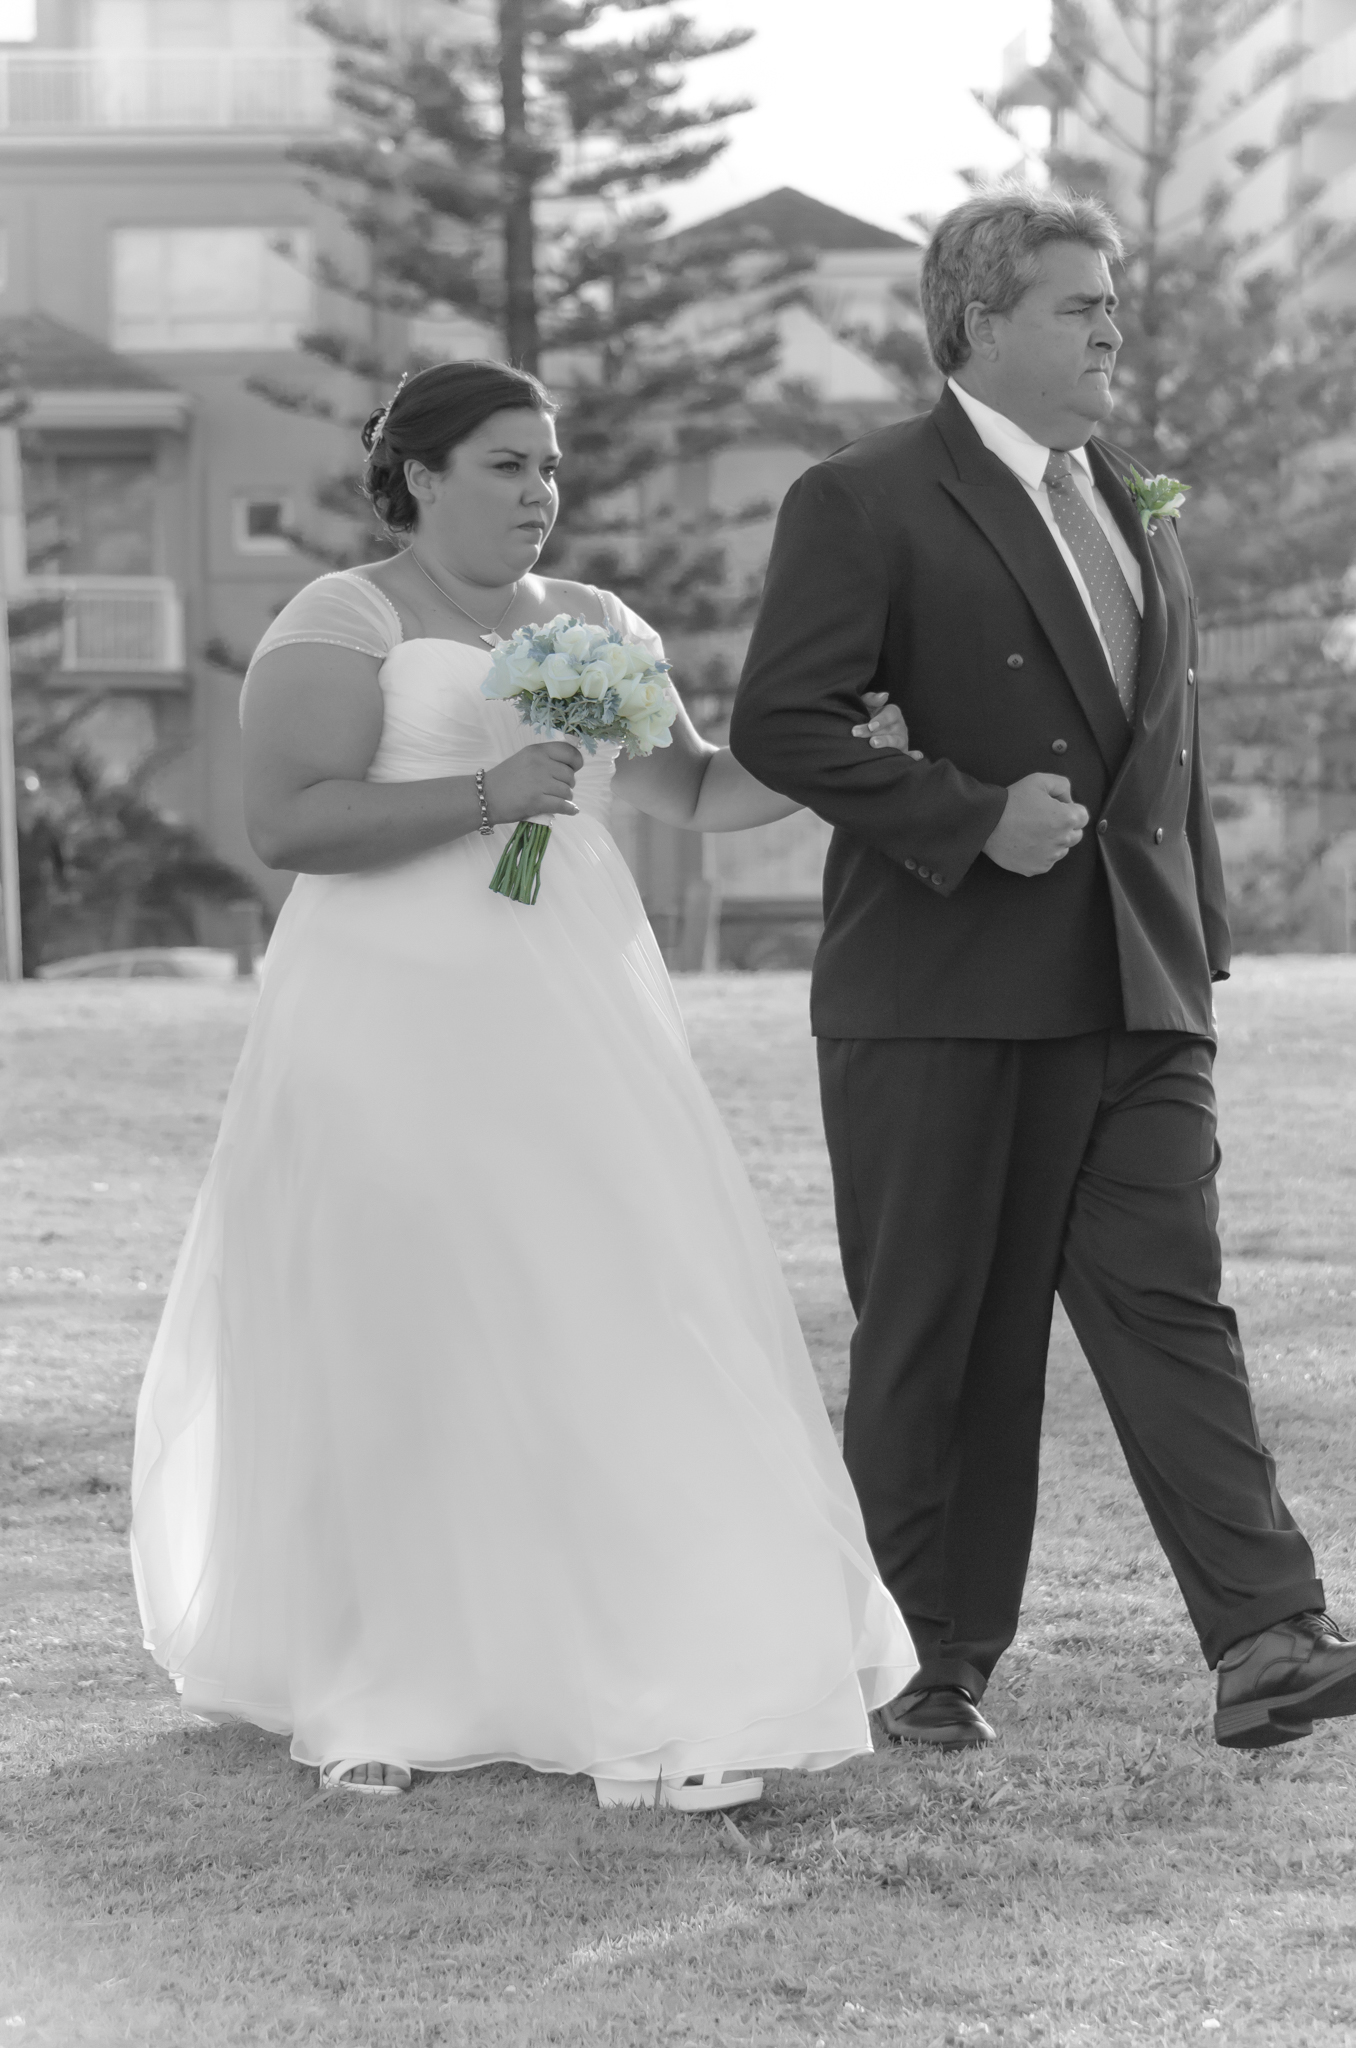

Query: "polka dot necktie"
left=1043, top=450, right=1140, bottom=719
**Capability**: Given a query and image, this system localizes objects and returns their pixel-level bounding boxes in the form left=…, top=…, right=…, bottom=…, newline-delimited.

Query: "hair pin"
left=370, top=369, right=410, bottom=445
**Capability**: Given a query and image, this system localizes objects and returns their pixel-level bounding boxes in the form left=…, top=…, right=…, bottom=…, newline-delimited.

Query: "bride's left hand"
left=853, top=690, right=923, bottom=757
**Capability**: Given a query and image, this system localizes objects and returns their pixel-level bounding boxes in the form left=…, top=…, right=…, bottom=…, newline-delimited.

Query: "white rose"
left=540, top=651, right=582, bottom=698
left=595, top=641, right=632, bottom=685
left=618, top=672, right=665, bottom=712
left=483, top=655, right=518, bottom=700
left=578, top=661, right=611, bottom=701
left=619, top=678, right=676, bottom=750
left=628, top=706, right=676, bottom=753
left=622, top=642, right=658, bottom=681
left=555, top=622, right=594, bottom=663
left=485, top=647, right=541, bottom=699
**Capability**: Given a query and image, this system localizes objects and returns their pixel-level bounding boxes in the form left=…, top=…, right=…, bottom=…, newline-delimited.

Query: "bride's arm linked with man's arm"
left=611, top=685, right=914, bottom=833
left=240, top=631, right=919, bottom=875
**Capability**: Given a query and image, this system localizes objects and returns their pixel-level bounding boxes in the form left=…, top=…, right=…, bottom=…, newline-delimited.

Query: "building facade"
left=1, top=0, right=355, bottom=929
left=1, top=3, right=919, bottom=963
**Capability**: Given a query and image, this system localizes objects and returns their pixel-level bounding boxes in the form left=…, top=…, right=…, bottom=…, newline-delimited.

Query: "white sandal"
left=319, top=1757, right=412, bottom=1798
left=594, top=1769, right=763, bottom=1813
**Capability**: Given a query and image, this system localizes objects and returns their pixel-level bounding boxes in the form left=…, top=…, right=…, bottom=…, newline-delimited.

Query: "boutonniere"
left=1123, top=466, right=1189, bottom=537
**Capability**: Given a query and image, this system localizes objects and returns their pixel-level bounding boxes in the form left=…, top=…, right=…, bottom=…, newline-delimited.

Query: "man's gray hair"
left=922, top=186, right=1125, bottom=376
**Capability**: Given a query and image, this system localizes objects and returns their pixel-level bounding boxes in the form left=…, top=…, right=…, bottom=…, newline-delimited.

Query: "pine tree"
left=991, top=0, right=1356, bottom=942
left=993, top=0, right=1356, bottom=619
left=260, top=1, right=809, bottom=652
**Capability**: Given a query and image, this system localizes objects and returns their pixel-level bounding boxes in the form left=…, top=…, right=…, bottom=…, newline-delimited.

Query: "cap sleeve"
left=595, top=587, right=665, bottom=664
left=245, top=571, right=403, bottom=681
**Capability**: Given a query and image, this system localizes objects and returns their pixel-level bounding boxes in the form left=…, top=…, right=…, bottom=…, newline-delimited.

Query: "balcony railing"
left=26, top=577, right=185, bottom=677
left=0, top=49, right=331, bottom=134
left=1196, top=617, right=1325, bottom=681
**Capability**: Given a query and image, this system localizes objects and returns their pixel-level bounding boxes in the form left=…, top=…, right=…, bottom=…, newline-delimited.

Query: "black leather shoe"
left=880, top=1685, right=996, bottom=1749
left=1214, top=1612, right=1356, bottom=1749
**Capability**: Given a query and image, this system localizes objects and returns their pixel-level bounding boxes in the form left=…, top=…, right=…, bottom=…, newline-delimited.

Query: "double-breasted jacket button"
left=1097, top=819, right=1109, bottom=836
left=1154, top=827, right=1164, bottom=843
left=917, top=866, right=931, bottom=880
left=1187, top=667, right=1195, bottom=685
left=1051, top=738, right=1068, bottom=755
left=931, top=874, right=944, bottom=886
left=905, top=857, right=918, bottom=870
left=1180, top=748, right=1188, bottom=766
left=1006, top=653, right=1024, bottom=669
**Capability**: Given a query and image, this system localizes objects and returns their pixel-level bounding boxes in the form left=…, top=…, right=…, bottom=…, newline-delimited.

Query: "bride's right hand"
left=484, top=742, right=584, bottom=823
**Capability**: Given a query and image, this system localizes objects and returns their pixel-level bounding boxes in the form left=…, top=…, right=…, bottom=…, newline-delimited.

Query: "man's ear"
left=962, top=301, right=999, bottom=362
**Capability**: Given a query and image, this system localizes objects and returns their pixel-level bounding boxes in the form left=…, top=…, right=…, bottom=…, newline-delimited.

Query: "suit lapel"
left=1086, top=435, right=1169, bottom=724
left=934, top=393, right=1131, bottom=776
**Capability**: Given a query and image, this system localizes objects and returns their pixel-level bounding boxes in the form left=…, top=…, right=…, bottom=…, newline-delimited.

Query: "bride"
left=131, top=359, right=917, bottom=1809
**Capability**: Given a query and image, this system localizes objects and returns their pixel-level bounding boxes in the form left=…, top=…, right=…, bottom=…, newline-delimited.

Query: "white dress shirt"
left=947, top=377, right=1144, bottom=676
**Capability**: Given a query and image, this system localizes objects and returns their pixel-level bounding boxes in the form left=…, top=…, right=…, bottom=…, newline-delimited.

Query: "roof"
left=685, top=187, right=918, bottom=253
left=0, top=312, right=173, bottom=391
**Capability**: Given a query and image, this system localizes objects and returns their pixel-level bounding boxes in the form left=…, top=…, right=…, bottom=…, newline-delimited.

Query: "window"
left=23, top=451, right=158, bottom=575
left=111, top=227, right=313, bottom=351
left=232, top=495, right=294, bottom=555
left=0, top=1, right=37, bottom=43
left=88, top=1, right=297, bottom=49
left=148, top=1, right=219, bottom=43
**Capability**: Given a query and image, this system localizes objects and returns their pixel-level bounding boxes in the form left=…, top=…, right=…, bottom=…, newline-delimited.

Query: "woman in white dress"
left=131, top=361, right=917, bottom=1810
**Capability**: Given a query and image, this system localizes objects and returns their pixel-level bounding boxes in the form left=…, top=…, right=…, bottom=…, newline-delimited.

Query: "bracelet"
left=474, top=768, right=494, bottom=836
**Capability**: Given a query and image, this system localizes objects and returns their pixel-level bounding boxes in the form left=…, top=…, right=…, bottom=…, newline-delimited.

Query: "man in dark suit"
left=729, top=188, right=1356, bottom=1752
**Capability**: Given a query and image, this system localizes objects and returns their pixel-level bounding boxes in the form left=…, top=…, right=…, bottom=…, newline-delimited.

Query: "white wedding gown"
left=131, top=570, right=916, bottom=1784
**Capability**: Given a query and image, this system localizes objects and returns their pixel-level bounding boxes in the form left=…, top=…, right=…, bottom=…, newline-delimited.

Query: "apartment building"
left=1, top=2, right=916, bottom=960
left=1, top=0, right=352, bottom=916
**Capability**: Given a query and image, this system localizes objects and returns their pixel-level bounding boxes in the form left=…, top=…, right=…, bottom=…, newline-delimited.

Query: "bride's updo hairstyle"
left=360, top=359, right=557, bottom=536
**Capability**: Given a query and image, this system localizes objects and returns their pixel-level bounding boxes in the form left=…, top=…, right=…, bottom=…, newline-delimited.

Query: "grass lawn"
left=2, top=959, right=1356, bottom=2047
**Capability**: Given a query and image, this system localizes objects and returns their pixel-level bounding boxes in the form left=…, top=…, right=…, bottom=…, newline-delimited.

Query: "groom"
left=730, top=187, right=1356, bottom=1752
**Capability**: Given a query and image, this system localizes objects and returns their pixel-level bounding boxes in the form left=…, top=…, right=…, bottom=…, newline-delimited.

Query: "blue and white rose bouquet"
left=482, top=613, right=676, bottom=904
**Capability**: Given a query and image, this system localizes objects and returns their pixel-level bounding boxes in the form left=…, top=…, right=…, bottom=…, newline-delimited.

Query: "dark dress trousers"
left=729, top=388, right=1322, bottom=1698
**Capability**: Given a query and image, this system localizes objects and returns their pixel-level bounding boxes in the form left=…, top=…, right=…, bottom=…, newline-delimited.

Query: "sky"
left=0, top=0, right=1053, bottom=235
left=656, top=0, right=1054, bottom=237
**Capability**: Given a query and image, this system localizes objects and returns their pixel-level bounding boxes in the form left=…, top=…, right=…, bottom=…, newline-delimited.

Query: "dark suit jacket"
left=728, top=386, right=1230, bottom=1040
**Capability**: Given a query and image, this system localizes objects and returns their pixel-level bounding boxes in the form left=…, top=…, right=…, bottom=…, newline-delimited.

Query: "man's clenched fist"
left=983, top=773, right=1090, bottom=876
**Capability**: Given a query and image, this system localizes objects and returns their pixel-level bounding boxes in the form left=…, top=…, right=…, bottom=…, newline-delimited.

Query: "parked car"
left=37, top=947, right=249, bottom=982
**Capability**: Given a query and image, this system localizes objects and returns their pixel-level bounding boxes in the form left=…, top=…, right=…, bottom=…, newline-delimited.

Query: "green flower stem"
left=489, top=820, right=552, bottom=905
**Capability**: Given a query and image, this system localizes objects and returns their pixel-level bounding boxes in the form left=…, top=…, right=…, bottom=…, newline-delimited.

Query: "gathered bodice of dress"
left=368, top=637, right=620, bottom=827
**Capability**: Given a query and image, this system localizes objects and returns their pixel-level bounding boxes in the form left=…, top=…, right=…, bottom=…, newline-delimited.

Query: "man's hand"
left=983, top=774, right=1089, bottom=876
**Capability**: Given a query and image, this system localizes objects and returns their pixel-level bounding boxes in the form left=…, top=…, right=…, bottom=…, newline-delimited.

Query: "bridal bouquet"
left=482, top=614, right=676, bottom=904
